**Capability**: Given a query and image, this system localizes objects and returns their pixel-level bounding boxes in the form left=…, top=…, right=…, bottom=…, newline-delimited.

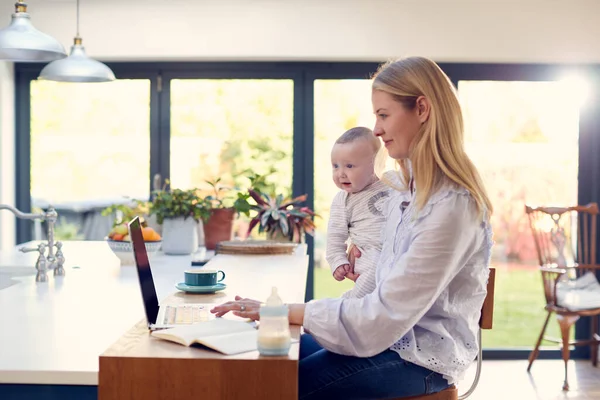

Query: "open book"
left=151, top=318, right=259, bottom=355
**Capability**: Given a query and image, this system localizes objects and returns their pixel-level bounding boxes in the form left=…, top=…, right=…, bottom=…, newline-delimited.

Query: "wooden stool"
left=396, top=386, right=458, bottom=400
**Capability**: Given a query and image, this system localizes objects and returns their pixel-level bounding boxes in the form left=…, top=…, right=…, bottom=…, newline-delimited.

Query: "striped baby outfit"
left=325, top=177, right=396, bottom=298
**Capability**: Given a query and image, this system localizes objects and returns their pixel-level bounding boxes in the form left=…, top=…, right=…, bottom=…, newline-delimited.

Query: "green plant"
left=149, top=183, right=203, bottom=225
left=243, top=168, right=283, bottom=197
left=247, top=189, right=316, bottom=243
left=101, top=199, right=151, bottom=227
left=196, top=177, right=251, bottom=222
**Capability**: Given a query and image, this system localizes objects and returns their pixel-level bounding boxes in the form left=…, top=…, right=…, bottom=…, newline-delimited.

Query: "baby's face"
left=331, top=140, right=377, bottom=194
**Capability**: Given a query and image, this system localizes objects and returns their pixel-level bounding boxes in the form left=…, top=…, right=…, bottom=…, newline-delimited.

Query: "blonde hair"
left=372, top=57, right=493, bottom=218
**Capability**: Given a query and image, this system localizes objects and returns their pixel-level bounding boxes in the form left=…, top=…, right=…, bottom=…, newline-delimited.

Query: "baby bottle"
left=257, top=287, right=291, bottom=356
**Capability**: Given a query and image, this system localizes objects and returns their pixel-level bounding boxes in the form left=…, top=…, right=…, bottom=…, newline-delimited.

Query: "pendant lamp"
left=0, top=1, right=67, bottom=62
left=38, top=0, right=115, bottom=82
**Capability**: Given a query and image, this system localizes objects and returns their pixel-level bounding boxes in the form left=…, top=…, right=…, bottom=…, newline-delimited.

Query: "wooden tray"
left=215, top=240, right=297, bottom=255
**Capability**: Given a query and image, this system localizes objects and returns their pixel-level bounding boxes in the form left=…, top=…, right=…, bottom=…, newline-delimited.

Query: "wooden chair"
left=525, top=204, right=600, bottom=391
left=393, top=268, right=496, bottom=400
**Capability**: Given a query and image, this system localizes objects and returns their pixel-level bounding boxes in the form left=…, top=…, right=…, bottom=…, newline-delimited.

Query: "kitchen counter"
left=0, top=240, right=308, bottom=399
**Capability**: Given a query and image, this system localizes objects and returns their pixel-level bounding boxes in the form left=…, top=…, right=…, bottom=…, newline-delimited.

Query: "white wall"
left=0, top=0, right=599, bottom=63
left=0, top=62, right=15, bottom=251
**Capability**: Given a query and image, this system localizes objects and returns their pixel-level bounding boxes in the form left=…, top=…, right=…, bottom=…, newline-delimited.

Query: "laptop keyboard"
left=163, top=305, right=208, bottom=325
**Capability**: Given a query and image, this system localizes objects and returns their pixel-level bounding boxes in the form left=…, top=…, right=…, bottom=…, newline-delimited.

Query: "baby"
left=326, top=127, right=392, bottom=299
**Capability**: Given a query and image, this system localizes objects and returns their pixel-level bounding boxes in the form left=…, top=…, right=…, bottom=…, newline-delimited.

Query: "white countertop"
left=0, top=241, right=308, bottom=386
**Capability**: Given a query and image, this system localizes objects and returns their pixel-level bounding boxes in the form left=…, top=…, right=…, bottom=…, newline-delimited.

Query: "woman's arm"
left=303, top=193, right=485, bottom=357
left=288, top=303, right=306, bottom=325
left=210, top=297, right=307, bottom=323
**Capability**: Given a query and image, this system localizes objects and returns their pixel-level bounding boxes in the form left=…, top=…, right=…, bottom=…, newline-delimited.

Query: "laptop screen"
left=129, top=216, right=159, bottom=326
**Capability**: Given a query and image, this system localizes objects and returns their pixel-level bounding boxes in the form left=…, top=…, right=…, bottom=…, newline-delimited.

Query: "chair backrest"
left=480, top=267, right=495, bottom=329
left=524, top=203, right=598, bottom=304
left=525, top=203, right=598, bottom=268
left=455, top=267, right=495, bottom=400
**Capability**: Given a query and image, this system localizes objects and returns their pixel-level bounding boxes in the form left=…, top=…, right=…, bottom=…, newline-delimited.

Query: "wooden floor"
left=461, top=360, right=600, bottom=399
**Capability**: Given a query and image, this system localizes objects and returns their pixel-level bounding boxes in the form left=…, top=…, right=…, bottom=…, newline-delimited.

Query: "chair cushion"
left=556, top=271, right=600, bottom=311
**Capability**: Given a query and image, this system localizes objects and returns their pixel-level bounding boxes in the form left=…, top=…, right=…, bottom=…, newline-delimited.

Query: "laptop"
left=128, top=216, right=210, bottom=330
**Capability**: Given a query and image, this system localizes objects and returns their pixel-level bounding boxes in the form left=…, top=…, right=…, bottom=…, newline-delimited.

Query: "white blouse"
left=303, top=180, right=493, bottom=384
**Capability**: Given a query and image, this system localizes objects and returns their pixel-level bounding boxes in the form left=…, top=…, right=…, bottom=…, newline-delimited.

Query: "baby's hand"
left=333, top=264, right=351, bottom=281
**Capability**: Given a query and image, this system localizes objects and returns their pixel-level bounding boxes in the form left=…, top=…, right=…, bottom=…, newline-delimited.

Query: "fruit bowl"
left=106, top=239, right=162, bottom=265
left=106, top=221, right=162, bottom=265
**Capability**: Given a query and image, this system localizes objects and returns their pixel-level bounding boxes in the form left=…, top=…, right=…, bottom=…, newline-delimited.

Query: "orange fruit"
left=142, top=227, right=161, bottom=242
left=151, top=231, right=162, bottom=241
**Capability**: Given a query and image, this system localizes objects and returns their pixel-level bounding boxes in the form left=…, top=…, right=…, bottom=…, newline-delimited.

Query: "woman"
left=211, top=56, right=493, bottom=400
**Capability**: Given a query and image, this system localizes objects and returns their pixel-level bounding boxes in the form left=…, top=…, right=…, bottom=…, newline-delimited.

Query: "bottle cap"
left=260, top=287, right=288, bottom=317
left=265, top=287, right=283, bottom=307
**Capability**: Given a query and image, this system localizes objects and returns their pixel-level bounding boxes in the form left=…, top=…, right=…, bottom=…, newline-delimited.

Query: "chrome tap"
left=0, top=204, right=65, bottom=282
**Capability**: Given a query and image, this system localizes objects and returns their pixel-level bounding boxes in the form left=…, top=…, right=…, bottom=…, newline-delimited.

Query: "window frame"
left=15, top=60, right=600, bottom=360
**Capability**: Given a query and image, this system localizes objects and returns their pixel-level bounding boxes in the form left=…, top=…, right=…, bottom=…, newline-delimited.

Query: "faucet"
left=0, top=204, right=65, bottom=282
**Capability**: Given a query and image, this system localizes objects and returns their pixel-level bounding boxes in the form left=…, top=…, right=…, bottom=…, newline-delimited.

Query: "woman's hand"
left=210, top=296, right=261, bottom=320
left=346, top=245, right=362, bottom=282
left=210, top=297, right=307, bottom=326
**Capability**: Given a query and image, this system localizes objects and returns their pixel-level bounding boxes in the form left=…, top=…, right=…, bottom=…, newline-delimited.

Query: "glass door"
left=30, top=79, right=151, bottom=240
left=312, top=79, right=382, bottom=298
left=311, top=75, right=586, bottom=353
left=168, top=78, right=294, bottom=238
left=457, top=79, right=583, bottom=349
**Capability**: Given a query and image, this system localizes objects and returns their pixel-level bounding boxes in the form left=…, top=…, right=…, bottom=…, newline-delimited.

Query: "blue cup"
left=184, top=269, right=225, bottom=287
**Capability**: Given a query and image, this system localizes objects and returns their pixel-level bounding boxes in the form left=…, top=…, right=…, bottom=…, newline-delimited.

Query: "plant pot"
left=267, top=229, right=292, bottom=243
left=161, top=216, right=199, bottom=255
left=203, top=208, right=235, bottom=250
left=197, top=219, right=205, bottom=247
left=267, top=228, right=306, bottom=244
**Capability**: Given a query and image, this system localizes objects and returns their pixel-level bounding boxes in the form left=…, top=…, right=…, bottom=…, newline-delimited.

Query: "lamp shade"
left=0, top=9, right=67, bottom=62
left=38, top=39, right=115, bottom=83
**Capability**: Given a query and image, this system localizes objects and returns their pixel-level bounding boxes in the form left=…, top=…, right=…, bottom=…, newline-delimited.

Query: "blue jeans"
left=299, top=334, right=450, bottom=400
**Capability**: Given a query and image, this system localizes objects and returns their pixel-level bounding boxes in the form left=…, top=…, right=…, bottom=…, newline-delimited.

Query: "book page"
left=152, top=318, right=257, bottom=346
left=194, top=330, right=259, bottom=355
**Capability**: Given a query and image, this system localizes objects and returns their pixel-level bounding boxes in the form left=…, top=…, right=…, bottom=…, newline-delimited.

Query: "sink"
left=0, top=243, right=48, bottom=290
left=0, top=275, right=19, bottom=291
left=0, top=266, right=36, bottom=291
left=0, top=266, right=37, bottom=277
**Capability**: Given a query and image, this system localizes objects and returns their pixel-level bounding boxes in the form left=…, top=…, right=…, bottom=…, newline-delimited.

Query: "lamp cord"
left=76, top=0, right=80, bottom=38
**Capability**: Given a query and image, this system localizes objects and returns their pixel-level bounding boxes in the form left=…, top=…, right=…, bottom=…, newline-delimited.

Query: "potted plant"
left=246, top=189, right=316, bottom=243
left=150, top=184, right=203, bottom=255
left=196, top=178, right=251, bottom=250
